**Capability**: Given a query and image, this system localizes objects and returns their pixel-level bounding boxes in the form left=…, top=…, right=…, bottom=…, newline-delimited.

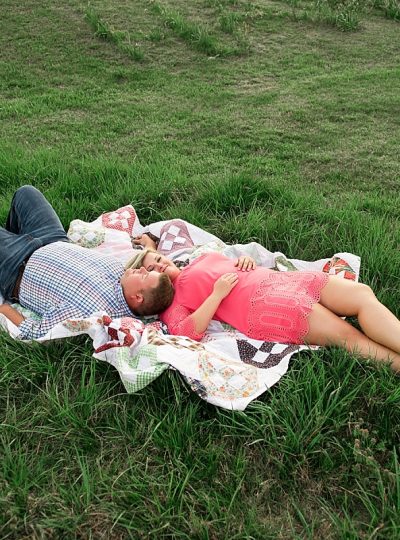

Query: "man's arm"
left=0, top=304, right=25, bottom=326
left=17, top=303, right=85, bottom=340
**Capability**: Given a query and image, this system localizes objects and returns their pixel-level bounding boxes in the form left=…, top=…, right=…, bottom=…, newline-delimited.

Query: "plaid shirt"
left=18, top=242, right=133, bottom=340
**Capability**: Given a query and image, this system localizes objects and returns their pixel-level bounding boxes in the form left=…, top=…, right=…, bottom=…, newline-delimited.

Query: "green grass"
left=0, top=0, right=399, bottom=537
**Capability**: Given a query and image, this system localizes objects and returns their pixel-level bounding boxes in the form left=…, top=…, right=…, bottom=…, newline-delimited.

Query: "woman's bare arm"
left=131, top=233, right=158, bottom=250
left=189, top=273, right=239, bottom=334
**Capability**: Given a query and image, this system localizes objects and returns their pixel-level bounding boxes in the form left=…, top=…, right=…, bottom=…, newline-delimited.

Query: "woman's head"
left=126, top=248, right=180, bottom=281
left=125, top=249, right=155, bottom=271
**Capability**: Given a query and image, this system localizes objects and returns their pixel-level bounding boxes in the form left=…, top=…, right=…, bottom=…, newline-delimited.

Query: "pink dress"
left=160, top=253, right=329, bottom=343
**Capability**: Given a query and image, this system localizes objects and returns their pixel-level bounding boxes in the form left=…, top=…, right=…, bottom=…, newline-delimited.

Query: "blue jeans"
left=0, top=185, right=69, bottom=301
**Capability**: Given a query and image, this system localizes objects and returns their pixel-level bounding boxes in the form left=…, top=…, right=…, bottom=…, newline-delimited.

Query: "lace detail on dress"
left=247, top=271, right=329, bottom=344
left=162, top=303, right=205, bottom=341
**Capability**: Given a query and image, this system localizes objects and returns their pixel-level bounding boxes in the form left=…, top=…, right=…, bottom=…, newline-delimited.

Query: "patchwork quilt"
left=0, top=206, right=360, bottom=410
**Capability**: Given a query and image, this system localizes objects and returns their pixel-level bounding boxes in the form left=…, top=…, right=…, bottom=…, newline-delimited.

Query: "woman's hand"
left=131, top=233, right=158, bottom=250
left=235, top=255, right=256, bottom=271
left=213, top=273, right=239, bottom=299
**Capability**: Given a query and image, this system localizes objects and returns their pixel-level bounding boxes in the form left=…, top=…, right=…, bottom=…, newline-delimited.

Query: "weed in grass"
left=373, top=0, right=400, bottom=20
left=316, top=0, right=363, bottom=31
left=219, top=12, right=241, bottom=33
left=205, top=0, right=239, bottom=7
left=385, top=0, right=400, bottom=19
left=304, top=0, right=400, bottom=27
left=284, top=0, right=364, bottom=30
left=85, top=7, right=144, bottom=61
left=119, top=41, right=144, bottom=62
left=85, top=7, right=119, bottom=43
left=152, top=2, right=232, bottom=56
left=147, top=28, right=164, bottom=42
left=336, top=8, right=362, bottom=31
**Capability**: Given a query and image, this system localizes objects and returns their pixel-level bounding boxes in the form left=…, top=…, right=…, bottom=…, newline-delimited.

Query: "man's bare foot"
left=131, top=233, right=158, bottom=250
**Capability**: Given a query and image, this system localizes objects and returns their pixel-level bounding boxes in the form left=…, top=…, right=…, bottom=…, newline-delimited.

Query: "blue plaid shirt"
left=18, top=242, right=133, bottom=340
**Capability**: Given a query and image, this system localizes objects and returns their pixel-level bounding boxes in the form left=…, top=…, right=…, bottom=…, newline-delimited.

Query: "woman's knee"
left=357, top=282, right=375, bottom=300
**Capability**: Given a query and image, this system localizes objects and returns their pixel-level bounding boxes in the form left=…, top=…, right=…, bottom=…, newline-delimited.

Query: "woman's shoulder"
left=186, top=252, right=227, bottom=269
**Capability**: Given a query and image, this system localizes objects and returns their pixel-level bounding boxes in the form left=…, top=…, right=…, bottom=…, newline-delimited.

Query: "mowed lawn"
left=1, top=0, right=399, bottom=538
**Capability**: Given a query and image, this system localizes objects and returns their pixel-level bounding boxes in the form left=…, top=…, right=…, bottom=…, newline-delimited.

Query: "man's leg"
left=0, top=227, right=40, bottom=300
left=6, top=185, right=68, bottom=244
left=0, top=186, right=68, bottom=300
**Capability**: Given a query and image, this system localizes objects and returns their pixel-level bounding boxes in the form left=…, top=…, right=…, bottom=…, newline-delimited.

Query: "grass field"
left=1, top=0, right=400, bottom=538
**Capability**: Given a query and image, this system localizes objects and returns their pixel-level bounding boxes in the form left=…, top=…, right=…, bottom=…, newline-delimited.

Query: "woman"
left=127, top=248, right=400, bottom=371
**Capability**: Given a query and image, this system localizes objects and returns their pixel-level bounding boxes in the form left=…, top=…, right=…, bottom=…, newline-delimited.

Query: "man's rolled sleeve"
left=17, top=303, right=85, bottom=340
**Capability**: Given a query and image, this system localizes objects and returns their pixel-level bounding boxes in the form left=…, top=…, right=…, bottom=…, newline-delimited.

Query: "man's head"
left=120, top=267, right=174, bottom=316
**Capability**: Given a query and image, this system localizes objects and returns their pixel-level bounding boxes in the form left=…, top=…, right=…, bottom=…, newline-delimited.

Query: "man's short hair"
left=134, top=273, right=174, bottom=316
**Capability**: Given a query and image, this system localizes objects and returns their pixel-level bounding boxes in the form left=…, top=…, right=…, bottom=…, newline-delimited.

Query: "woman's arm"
left=131, top=233, right=158, bottom=250
left=163, top=273, right=239, bottom=340
left=132, top=235, right=257, bottom=272
left=190, top=273, right=239, bottom=333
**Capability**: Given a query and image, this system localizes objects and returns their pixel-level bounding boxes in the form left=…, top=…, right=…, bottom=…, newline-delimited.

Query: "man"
left=0, top=186, right=174, bottom=340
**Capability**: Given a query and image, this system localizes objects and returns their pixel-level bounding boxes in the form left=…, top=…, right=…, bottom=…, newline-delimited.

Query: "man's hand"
left=0, top=304, right=25, bottom=326
left=213, top=273, right=239, bottom=299
left=235, top=256, right=256, bottom=271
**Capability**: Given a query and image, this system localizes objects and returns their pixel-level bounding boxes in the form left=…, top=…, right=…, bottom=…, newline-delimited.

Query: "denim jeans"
left=0, top=185, right=69, bottom=301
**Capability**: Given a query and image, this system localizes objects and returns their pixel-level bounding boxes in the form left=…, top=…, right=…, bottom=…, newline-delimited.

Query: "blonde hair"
left=125, top=248, right=157, bottom=271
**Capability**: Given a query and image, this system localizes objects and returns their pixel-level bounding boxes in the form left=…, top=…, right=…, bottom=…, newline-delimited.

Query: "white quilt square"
left=168, top=225, right=180, bottom=236
left=210, top=373, right=225, bottom=387
left=137, top=356, right=152, bottom=370
left=252, top=351, right=268, bottom=364
left=69, top=233, right=81, bottom=242
left=161, top=240, right=173, bottom=251
left=228, top=374, right=247, bottom=389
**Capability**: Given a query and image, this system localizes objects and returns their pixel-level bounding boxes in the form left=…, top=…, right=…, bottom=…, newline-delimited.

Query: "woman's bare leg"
left=318, top=276, right=400, bottom=355
left=304, top=303, right=400, bottom=372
